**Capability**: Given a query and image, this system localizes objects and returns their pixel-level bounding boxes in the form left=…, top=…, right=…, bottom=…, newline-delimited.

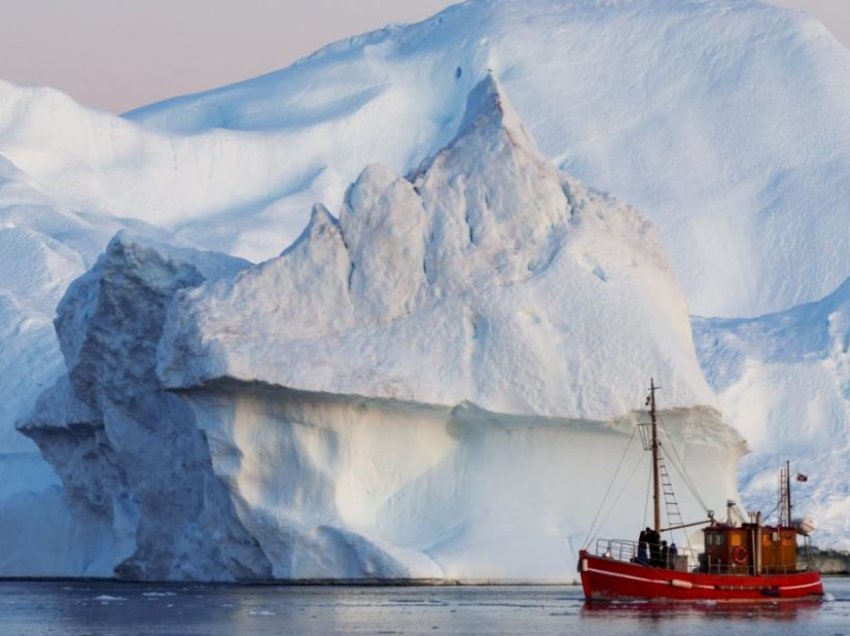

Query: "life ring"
left=732, top=546, right=749, bottom=565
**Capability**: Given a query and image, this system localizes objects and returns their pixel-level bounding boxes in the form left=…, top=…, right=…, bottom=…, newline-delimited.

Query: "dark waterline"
left=1, top=578, right=848, bottom=635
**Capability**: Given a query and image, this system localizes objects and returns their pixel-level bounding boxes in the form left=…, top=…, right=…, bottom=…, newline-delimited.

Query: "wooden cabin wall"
left=780, top=529, right=797, bottom=569
left=726, top=528, right=750, bottom=573
left=761, top=529, right=780, bottom=570
left=704, top=526, right=799, bottom=573
left=760, top=528, right=797, bottom=572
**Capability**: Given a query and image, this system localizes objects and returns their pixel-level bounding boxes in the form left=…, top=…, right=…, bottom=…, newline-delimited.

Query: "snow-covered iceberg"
left=22, top=76, right=743, bottom=581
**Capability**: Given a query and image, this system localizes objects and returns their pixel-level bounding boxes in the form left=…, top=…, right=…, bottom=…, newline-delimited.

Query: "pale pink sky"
left=0, top=0, right=846, bottom=113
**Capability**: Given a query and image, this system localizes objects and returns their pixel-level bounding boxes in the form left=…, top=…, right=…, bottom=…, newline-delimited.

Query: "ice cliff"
left=21, top=76, right=743, bottom=581
left=22, top=234, right=269, bottom=579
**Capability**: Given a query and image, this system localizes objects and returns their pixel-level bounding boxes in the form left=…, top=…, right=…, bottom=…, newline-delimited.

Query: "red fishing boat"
left=578, top=379, right=823, bottom=603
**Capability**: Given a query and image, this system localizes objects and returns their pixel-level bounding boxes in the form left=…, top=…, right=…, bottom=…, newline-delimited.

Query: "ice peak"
left=414, top=72, right=553, bottom=186
left=309, top=202, right=336, bottom=227
left=457, top=71, right=529, bottom=147
left=280, top=203, right=338, bottom=257
left=409, top=76, right=569, bottom=290
left=459, top=72, right=507, bottom=126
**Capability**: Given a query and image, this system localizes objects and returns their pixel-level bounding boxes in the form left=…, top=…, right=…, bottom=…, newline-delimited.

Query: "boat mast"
left=650, top=378, right=661, bottom=533
left=786, top=459, right=792, bottom=528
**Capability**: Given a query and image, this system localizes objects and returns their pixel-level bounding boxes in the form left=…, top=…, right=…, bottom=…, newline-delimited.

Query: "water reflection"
left=581, top=596, right=826, bottom=630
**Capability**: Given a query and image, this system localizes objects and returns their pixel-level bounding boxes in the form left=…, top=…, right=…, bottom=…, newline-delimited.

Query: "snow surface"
left=1, top=0, right=849, bottom=576
left=1, top=0, right=849, bottom=318
left=20, top=77, right=742, bottom=580
left=694, top=277, right=850, bottom=548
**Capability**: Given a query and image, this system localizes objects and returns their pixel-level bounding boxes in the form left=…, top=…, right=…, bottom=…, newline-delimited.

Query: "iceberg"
left=21, top=76, right=743, bottom=581
left=3, top=0, right=849, bottom=578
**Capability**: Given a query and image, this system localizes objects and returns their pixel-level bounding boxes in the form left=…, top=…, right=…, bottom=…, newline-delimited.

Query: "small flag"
left=796, top=473, right=808, bottom=482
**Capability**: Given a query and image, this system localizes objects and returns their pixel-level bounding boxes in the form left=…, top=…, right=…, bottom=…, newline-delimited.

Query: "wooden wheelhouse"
left=703, top=524, right=801, bottom=575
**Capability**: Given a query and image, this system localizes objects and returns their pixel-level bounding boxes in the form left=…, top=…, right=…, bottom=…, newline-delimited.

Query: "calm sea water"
left=1, top=578, right=848, bottom=635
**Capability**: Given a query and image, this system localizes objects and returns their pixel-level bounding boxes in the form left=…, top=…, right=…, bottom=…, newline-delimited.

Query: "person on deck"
left=669, top=541, right=678, bottom=569
left=647, top=528, right=660, bottom=566
left=637, top=529, right=649, bottom=564
left=660, top=541, right=669, bottom=569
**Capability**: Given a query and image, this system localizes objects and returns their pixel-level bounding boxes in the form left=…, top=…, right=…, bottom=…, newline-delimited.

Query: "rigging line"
left=654, top=423, right=697, bottom=554
left=591, top=450, right=648, bottom=541
left=679, top=526, right=693, bottom=555
left=657, top=417, right=697, bottom=497
left=657, top=413, right=709, bottom=512
left=636, top=404, right=657, bottom=529
left=663, top=439, right=709, bottom=513
left=582, top=425, right=639, bottom=549
left=665, top=427, right=708, bottom=510
left=583, top=425, right=639, bottom=547
left=764, top=501, right=781, bottom=525
left=661, top=435, right=701, bottom=502
left=654, top=422, right=706, bottom=557
left=643, top=453, right=651, bottom=529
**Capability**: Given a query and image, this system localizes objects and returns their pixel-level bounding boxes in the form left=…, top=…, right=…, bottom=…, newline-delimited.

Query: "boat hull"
left=578, top=550, right=824, bottom=602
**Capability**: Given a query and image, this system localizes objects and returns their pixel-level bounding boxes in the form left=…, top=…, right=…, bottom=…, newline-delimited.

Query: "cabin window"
left=730, top=534, right=742, bottom=547
left=706, top=533, right=726, bottom=546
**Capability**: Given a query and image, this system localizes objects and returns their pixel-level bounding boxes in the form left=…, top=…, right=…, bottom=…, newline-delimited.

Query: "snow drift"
left=21, top=76, right=743, bottom=581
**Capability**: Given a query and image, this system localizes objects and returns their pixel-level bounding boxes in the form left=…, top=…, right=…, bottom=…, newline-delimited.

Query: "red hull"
left=579, top=550, right=823, bottom=603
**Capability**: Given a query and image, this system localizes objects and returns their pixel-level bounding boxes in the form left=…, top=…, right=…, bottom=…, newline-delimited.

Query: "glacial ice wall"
left=178, top=383, right=741, bottom=581
left=21, top=76, right=744, bottom=581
